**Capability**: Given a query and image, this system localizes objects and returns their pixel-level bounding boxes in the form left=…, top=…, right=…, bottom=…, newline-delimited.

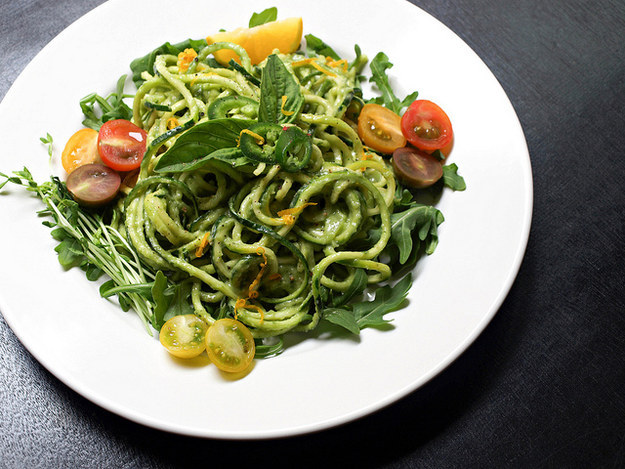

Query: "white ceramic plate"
left=0, top=0, right=532, bottom=439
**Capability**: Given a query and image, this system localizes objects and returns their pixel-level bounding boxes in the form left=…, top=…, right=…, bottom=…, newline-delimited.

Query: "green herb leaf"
left=154, top=118, right=255, bottom=173
left=369, top=52, right=418, bottom=114
left=353, top=273, right=412, bottom=328
left=324, top=308, right=361, bottom=335
left=259, top=55, right=304, bottom=124
left=129, top=39, right=206, bottom=88
left=390, top=204, right=444, bottom=263
left=305, top=34, right=341, bottom=60
left=79, top=74, right=132, bottom=130
left=331, top=269, right=368, bottom=307
left=443, top=163, right=467, bottom=191
left=249, top=7, right=278, bottom=27
left=151, top=271, right=172, bottom=330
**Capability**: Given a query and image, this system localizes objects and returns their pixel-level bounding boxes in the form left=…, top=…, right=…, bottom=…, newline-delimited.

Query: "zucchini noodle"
left=123, top=42, right=402, bottom=340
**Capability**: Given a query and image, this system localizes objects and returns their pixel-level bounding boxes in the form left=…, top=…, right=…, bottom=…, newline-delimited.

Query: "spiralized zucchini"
left=123, top=42, right=400, bottom=339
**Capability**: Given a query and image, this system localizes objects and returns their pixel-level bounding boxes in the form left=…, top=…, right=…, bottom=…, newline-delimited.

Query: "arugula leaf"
left=249, top=7, right=277, bottom=27
left=369, top=52, right=418, bottom=114
left=305, top=34, right=341, bottom=60
left=151, top=271, right=171, bottom=329
left=442, top=163, right=467, bottom=191
left=324, top=308, right=361, bottom=335
left=153, top=118, right=255, bottom=172
left=258, top=54, right=304, bottom=124
left=390, top=205, right=444, bottom=263
left=324, top=273, right=413, bottom=334
left=353, top=273, right=412, bottom=328
left=331, top=269, right=368, bottom=307
left=79, top=74, right=133, bottom=130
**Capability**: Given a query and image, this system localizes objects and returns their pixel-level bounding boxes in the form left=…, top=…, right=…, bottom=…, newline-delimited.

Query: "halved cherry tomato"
left=61, top=128, right=101, bottom=173
left=66, top=163, right=121, bottom=207
left=159, top=314, right=208, bottom=359
left=97, top=119, right=147, bottom=172
left=401, top=100, right=453, bottom=152
left=357, top=103, right=406, bottom=154
left=205, top=318, right=255, bottom=373
left=392, top=146, right=443, bottom=189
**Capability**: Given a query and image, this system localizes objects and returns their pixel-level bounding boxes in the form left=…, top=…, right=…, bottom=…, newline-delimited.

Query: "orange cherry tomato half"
left=392, top=146, right=443, bottom=189
left=401, top=100, right=453, bottom=152
left=97, top=119, right=147, bottom=172
left=61, top=128, right=101, bottom=173
left=357, top=103, right=406, bottom=154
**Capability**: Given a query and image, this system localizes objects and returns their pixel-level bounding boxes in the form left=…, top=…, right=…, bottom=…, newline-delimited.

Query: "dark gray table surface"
left=1, top=1, right=624, bottom=467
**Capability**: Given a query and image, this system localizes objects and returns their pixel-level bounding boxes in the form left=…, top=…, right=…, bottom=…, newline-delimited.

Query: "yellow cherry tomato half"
left=61, top=128, right=101, bottom=173
left=205, top=318, right=255, bottom=373
left=357, top=103, right=406, bottom=154
left=159, top=314, right=208, bottom=359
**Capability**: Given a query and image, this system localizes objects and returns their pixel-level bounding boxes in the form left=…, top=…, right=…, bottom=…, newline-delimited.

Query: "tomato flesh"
left=392, top=146, right=443, bottom=189
left=62, top=128, right=100, bottom=173
left=160, top=314, right=208, bottom=359
left=357, top=103, right=406, bottom=154
left=66, top=163, right=121, bottom=207
left=98, top=119, right=147, bottom=172
left=205, top=318, right=255, bottom=373
left=401, top=100, right=453, bottom=152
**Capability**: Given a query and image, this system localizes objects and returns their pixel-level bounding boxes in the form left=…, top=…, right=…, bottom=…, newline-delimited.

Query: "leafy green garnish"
left=258, top=54, right=304, bottom=124
left=79, top=74, right=133, bottom=130
left=1, top=168, right=161, bottom=334
left=249, top=7, right=278, bottom=27
left=324, top=273, right=413, bottom=335
left=368, top=52, right=418, bottom=114
left=129, top=38, right=207, bottom=88
left=40, top=133, right=53, bottom=159
left=390, top=205, right=444, bottom=264
left=153, top=118, right=256, bottom=173
left=443, top=163, right=467, bottom=191
left=305, top=34, right=341, bottom=60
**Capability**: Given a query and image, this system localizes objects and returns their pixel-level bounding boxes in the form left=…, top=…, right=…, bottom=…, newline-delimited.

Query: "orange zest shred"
left=194, top=232, right=211, bottom=258
left=177, top=48, right=198, bottom=73
left=291, top=58, right=315, bottom=67
left=268, top=273, right=282, bottom=281
left=167, top=117, right=180, bottom=130
left=247, top=247, right=268, bottom=300
left=239, top=128, right=265, bottom=147
left=328, top=58, right=348, bottom=72
left=281, top=95, right=294, bottom=116
left=310, top=60, right=337, bottom=77
left=276, top=202, right=317, bottom=225
left=234, top=247, right=269, bottom=322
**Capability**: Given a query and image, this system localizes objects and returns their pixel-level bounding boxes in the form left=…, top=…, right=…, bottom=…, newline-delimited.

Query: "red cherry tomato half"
left=401, top=100, right=453, bottom=152
left=97, top=119, right=147, bottom=172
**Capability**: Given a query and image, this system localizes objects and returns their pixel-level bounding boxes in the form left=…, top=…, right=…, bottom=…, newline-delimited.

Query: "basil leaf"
left=154, top=118, right=255, bottom=173
left=369, top=52, right=418, bottom=114
left=258, top=54, right=304, bottom=124
left=129, top=38, right=206, bottom=88
left=443, top=163, right=467, bottom=191
left=305, top=34, right=341, bottom=60
left=249, top=7, right=277, bottom=27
